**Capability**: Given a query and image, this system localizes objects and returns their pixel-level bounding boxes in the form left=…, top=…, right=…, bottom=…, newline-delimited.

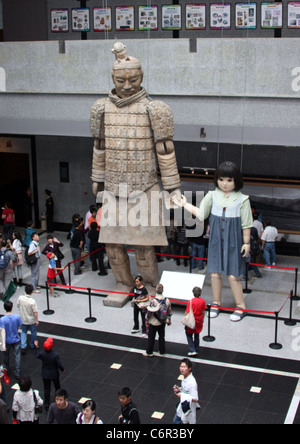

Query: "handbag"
left=33, top=390, right=43, bottom=414
left=181, top=300, right=195, bottom=330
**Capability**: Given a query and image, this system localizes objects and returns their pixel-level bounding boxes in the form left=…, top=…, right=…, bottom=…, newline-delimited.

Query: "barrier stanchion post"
left=269, top=311, right=282, bottom=350
left=243, top=262, right=252, bottom=294
left=285, top=290, right=297, bottom=326
left=85, top=288, right=97, bottom=323
left=203, top=305, right=216, bottom=343
left=43, top=282, right=55, bottom=316
left=292, top=268, right=300, bottom=301
left=65, top=263, right=75, bottom=294
left=189, top=255, right=192, bottom=274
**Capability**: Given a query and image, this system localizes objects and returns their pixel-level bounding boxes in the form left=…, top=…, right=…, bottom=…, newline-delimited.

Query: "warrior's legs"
left=134, top=245, right=159, bottom=290
left=104, top=244, right=134, bottom=307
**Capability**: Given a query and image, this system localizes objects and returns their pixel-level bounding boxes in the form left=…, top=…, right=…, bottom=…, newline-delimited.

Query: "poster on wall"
left=235, top=3, right=257, bottom=29
left=93, top=7, right=112, bottom=31
left=51, top=9, right=69, bottom=33
left=288, top=2, right=300, bottom=28
left=72, top=8, right=90, bottom=32
left=210, top=4, right=231, bottom=30
left=261, top=2, right=283, bottom=29
left=139, top=5, right=158, bottom=31
left=162, top=5, right=182, bottom=30
left=186, top=4, right=206, bottom=30
left=116, top=6, right=135, bottom=31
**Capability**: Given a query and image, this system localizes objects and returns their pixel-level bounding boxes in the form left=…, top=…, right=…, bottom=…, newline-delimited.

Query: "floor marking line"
left=37, top=332, right=300, bottom=379
left=284, top=376, right=300, bottom=424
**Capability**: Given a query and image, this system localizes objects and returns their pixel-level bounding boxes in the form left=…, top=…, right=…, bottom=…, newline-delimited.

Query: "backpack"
left=154, top=298, right=168, bottom=323
left=0, top=250, right=9, bottom=269
left=25, top=248, right=38, bottom=266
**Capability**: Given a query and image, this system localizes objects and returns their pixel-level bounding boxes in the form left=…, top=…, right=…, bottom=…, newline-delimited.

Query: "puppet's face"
left=112, top=68, right=143, bottom=99
left=217, top=177, right=235, bottom=194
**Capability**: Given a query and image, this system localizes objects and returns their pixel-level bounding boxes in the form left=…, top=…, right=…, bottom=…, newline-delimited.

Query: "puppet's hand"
left=171, top=193, right=187, bottom=208
left=241, top=244, right=250, bottom=258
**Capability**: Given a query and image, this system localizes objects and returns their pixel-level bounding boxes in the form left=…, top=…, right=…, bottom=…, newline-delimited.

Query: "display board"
left=159, top=271, right=206, bottom=304
left=48, top=1, right=294, bottom=36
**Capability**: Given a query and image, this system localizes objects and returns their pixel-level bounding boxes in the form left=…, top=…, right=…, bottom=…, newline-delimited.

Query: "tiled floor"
left=2, top=229, right=300, bottom=425
left=3, top=321, right=300, bottom=425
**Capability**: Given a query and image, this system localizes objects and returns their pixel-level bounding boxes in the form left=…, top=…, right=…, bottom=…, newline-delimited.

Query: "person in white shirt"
left=253, top=213, right=264, bottom=239
left=17, top=284, right=39, bottom=353
left=28, top=233, right=41, bottom=293
left=76, top=399, right=103, bottom=424
left=261, top=220, right=278, bottom=266
left=173, top=358, right=200, bottom=424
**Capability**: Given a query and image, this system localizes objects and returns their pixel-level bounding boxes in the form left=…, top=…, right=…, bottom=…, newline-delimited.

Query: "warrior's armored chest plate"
left=104, top=99, right=158, bottom=196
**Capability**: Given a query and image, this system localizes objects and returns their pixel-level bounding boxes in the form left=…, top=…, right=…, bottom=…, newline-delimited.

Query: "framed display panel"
left=210, top=3, right=231, bottom=30
left=72, top=8, right=90, bottom=32
left=261, top=2, right=283, bottom=29
left=186, top=4, right=206, bottom=30
left=235, top=3, right=257, bottom=29
left=162, top=5, right=182, bottom=30
left=51, top=9, right=69, bottom=33
left=288, top=2, right=300, bottom=28
left=160, top=271, right=206, bottom=303
left=93, top=7, right=112, bottom=32
left=139, top=5, right=158, bottom=31
left=116, top=6, right=135, bottom=31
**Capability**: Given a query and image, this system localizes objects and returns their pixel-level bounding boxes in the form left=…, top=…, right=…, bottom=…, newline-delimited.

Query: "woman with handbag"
left=12, top=375, right=43, bottom=424
left=183, top=287, right=206, bottom=356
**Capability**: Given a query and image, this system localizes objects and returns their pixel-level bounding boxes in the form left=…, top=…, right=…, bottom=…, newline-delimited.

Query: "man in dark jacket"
left=34, top=338, right=64, bottom=410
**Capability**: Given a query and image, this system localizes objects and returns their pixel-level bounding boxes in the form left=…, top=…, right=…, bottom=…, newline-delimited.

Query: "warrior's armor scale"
left=90, top=91, right=180, bottom=197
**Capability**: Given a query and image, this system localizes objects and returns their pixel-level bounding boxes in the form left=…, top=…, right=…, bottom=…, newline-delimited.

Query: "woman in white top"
left=11, top=231, right=24, bottom=285
left=76, top=399, right=103, bottom=424
left=12, top=375, right=43, bottom=424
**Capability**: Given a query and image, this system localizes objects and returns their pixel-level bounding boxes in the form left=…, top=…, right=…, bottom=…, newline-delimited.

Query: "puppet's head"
left=214, top=161, right=244, bottom=192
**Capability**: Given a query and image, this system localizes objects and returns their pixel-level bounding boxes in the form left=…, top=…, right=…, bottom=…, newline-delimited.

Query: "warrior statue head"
left=111, top=42, right=144, bottom=99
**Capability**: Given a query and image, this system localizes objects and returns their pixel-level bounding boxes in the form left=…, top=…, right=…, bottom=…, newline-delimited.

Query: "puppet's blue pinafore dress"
left=207, top=191, right=245, bottom=278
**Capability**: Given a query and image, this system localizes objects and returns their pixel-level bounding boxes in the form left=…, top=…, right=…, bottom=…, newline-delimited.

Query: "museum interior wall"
left=1, top=0, right=300, bottom=238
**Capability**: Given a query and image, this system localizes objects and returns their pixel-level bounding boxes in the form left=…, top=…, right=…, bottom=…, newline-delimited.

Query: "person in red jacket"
left=184, top=287, right=207, bottom=356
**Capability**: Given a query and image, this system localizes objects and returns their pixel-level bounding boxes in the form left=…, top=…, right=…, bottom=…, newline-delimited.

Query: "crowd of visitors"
left=0, top=198, right=284, bottom=424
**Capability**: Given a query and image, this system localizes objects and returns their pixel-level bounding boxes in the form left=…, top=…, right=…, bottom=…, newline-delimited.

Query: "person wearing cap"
left=34, top=338, right=65, bottom=410
left=90, top=42, right=181, bottom=306
left=143, top=284, right=172, bottom=357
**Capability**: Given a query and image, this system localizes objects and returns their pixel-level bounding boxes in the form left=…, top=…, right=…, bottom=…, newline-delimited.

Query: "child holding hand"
left=47, top=252, right=64, bottom=297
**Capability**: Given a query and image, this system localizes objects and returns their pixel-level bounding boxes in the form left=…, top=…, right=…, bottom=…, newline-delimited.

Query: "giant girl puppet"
left=173, top=161, right=253, bottom=322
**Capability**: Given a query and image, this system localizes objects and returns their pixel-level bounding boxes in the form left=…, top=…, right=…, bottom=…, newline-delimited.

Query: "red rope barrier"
left=46, top=246, right=296, bottom=319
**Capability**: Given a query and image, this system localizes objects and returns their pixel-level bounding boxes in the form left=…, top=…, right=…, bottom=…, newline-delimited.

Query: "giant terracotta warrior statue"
left=90, top=42, right=181, bottom=307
